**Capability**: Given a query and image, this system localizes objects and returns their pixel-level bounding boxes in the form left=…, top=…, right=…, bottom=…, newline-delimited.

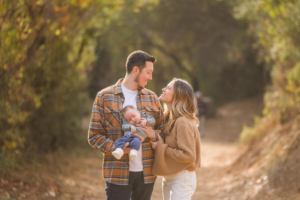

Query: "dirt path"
left=151, top=141, right=241, bottom=200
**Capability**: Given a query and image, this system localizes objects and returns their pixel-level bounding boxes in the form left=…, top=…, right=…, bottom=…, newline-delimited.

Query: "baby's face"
left=123, top=108, right=141, bottom=125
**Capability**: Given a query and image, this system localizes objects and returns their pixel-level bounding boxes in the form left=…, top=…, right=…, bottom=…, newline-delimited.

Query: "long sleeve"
left=123, top=124, right=148, bottom=138
left=122, top=122, right=132, bottom=131
left=87, top=92, right=115, bottom=155
left=136, top=127, right=148, bottom=138
left=141, top=112, right=156, bottom=127
left=122, top=122, right=147, bottom=138
left=151, top=117, right=199, bottom=176
left=165, top=123, right=196, bottom=164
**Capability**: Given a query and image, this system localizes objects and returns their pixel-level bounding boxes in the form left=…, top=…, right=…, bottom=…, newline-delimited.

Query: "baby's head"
left=123, top=105, right=141, bottom=125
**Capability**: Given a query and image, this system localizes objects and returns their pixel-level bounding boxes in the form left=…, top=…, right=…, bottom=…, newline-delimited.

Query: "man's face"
left=124, top=109, right=141, bottom=125
left=135, top=61, right=153, bottom=90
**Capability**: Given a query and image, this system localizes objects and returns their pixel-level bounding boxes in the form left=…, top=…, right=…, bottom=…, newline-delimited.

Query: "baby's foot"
left=130, top=149, right=138, bottom=161
left=112, top=148, right=124, bottom=159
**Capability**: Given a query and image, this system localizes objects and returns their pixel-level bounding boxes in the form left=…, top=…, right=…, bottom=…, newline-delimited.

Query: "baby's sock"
left=130, top=149, right=138, bottom=161
left=112, top=148, right=124, bottom=159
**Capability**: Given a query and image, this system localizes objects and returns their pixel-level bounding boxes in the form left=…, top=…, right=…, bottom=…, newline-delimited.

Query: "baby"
left=112, top=105, right=156, bottom=160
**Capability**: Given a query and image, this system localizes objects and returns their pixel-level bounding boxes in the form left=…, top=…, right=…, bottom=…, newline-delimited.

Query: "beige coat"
left=151, top=116, right=201, bottom=176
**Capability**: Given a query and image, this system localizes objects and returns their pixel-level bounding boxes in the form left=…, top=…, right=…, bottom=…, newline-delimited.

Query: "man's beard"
left=134, top=73, right=144, bottom=90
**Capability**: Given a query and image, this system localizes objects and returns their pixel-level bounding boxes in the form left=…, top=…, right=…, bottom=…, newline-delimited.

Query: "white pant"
left=162, top=170, right=197, bottom=200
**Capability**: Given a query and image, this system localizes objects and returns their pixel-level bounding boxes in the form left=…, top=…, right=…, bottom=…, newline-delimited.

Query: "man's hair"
left=125, top=50, right=156, bottom=74
left=122, top=105, right=137, bottom=116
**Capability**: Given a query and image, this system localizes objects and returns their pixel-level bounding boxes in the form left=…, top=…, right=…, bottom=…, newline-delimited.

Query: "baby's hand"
left=139, top=118, right=147, bottom=127
left=130, top=125, right=136, bottom=133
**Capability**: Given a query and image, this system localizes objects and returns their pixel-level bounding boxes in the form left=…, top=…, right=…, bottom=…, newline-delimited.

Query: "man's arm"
left=87, top=92, right=115, bottom=155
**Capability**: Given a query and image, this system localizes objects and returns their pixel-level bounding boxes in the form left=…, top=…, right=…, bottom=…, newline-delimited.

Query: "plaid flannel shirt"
left=88, top=79, right=163, bottom=185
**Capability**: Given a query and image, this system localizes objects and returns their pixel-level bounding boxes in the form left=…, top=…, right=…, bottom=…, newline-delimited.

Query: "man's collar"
left=114, top=78, right=147, bottom=95
left=114, top=79, right=123, bottom=95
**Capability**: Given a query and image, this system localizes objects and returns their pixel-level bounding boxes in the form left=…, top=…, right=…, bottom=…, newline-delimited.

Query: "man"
left=88, top=50, right=163, bottom=200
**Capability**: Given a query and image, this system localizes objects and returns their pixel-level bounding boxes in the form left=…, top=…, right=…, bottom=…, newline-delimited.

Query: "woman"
left=141, top=78, right=201, bottom=200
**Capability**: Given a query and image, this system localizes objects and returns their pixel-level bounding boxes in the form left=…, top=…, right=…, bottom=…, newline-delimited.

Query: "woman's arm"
left=151, top=118, right=199, bottom=176
left=164, top=123, right=196, bottom=164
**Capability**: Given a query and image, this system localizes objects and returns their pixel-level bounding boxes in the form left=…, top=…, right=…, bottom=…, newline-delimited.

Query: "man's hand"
left=123, top=142, right=131, bottom=155
left=150, top=141, right=158, bottom=150
left=139, top=125, right=155, bottom=138
left=133, top=132, right=145, bottom=143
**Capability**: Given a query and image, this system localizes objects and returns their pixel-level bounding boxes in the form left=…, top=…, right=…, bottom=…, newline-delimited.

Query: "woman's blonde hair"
left=162, top=78, right=199, bottom=135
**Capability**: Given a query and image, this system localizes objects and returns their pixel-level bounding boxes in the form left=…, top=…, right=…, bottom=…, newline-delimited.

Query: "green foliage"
left=3, top=0, right=295, bottom=167
left=87, top=0, right=267, bottom=104
left=235, top=0, right=300, bottom=143
left=240, top=115, right=278, bottom=144
left=286, top=63, right=300, bottom=104
left=240, top=125, right=259, bottom=145
left=0, top=0, right=128, bottom=167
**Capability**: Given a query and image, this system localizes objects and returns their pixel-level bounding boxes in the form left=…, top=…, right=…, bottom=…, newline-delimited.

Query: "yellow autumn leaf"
left=55, top=29, right=61, bottom=35
left=285, top=85, right=295, bottom=92
left=7, top=118, right=14, bottom=124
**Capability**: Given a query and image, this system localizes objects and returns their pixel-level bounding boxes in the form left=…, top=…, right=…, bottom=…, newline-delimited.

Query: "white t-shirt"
left=121, top=84, right=143, bottom=172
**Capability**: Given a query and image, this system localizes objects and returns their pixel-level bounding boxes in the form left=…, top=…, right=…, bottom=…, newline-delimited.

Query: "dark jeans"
left=105, top=172, right=155, bottom=200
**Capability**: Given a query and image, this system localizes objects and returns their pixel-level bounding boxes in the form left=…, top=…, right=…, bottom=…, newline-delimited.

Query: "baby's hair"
left=122, top=105, right=137, bottom=116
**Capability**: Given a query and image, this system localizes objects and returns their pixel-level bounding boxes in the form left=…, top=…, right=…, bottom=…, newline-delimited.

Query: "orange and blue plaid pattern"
left=88, top=79, right=164, bottom=185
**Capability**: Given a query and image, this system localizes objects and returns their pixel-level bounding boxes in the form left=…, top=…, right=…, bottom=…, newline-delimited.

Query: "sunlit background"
left=1, top=0, right=300, bottom=199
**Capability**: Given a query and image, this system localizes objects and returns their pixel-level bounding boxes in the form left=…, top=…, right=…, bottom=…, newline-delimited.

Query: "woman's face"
left=159, top=81, right=175, bottom=104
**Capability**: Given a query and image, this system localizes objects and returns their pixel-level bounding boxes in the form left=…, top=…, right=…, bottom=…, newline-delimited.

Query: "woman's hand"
left=150, top=141, right=158, bottom=150
left=139, top=125, right=155, bottom=138
left=150, top=134, right=162, bottom=150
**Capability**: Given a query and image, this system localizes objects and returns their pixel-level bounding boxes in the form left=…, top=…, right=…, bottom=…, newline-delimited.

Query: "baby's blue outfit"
left=114, top=113, right=155, bottom=151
